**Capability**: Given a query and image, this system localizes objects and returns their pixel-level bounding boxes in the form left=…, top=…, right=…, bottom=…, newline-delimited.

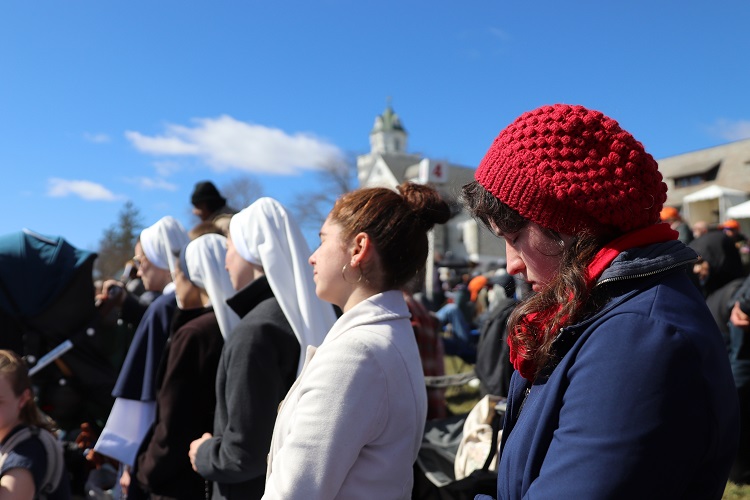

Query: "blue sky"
left=2, top=1, right=750, bottom=256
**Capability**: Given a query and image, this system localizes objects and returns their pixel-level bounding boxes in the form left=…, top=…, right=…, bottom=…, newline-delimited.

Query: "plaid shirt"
left=404, top=293, right=447, bottom=420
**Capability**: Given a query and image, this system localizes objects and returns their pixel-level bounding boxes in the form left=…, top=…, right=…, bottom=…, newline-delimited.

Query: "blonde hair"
left=0, top=350, right=56, bottom=432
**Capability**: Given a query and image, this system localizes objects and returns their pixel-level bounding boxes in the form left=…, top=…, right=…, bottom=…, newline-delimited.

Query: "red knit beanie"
left=475, top=104, right=667, bottom=236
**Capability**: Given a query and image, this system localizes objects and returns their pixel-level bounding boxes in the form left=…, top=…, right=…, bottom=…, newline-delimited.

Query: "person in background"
left=692, top=220, right=709, bottom=240
left=722, top=219, right=746, bottom=245
left=403, top=273, right=447, bottom=420
left=190, top=181, right=235, bottom=224
left=189, top=198, right=336, bottom=500
left=721, top=219, right=750, bottom=273
left=728, top=275, right=750, bottom=484
left=120, top=259, right=150, bottom=303
left=93, top=217, right=189, bottom=498
left=465, top=104, right=738, bottom=500
left=212, top=213, right=233, bottom=237
left=689, top=222, right=745, bottom=298
left=660, top=206, right=693, bottom=245
left=263, top=182, right=450, bottom=499
left=468, top=274, right=490, bottom=318
left=133, top=234, right=236, bottom=499
left=0, top=350, right=71, bottom=499
left=187, top=220, right=223, bottom=241
left=474, top=273, right=517, bottom=398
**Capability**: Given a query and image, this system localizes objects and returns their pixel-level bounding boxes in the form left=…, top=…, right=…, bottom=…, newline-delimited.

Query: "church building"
left=356, top=103, right=506, bottom=271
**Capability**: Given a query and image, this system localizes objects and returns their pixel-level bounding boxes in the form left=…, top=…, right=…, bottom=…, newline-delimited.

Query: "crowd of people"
left=89, top=180, right=449, bottom=499
left=1, top=103, right=749, bottom=500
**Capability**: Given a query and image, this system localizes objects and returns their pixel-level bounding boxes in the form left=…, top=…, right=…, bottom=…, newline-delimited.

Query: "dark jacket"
left=194, top=276, right=300, bottom=500
left=475, top=297, right=517, bottom=397
left=728, top=275, right=750, bottom=389
left=734, top=274, right=750, bottom=316
left=135, top=308, right=224, bottom=500
left=112, top=291, right=178, bottom=401
left=689, top=229, right=745, bottom=297
left=496, top=240, right=739, bottom=500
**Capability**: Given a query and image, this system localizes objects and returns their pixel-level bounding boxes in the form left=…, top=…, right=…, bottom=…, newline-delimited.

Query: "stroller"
left=0, top=229, right=123, bottom=491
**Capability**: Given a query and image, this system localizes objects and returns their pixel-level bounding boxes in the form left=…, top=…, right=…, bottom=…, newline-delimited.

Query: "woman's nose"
left=505, top=242, right=525, bottom=276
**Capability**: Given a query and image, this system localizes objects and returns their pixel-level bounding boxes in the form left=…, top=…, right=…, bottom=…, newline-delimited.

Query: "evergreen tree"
left=95, top=201, right=143, bottom=280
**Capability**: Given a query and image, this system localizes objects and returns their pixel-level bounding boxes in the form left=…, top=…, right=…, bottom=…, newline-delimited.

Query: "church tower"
left=357, top=99, right=419, bottom=188
left=369, top=99, right=408, bottom=154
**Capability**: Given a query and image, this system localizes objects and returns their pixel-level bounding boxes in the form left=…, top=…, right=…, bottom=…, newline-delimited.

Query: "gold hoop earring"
left=341, top=263, right=363, bottom=284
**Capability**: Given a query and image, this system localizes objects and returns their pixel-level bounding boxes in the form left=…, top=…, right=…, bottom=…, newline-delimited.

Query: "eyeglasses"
left=132, top=254, right=147, bottom=266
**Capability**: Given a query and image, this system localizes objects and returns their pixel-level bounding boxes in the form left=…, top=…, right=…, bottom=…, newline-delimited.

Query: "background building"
left=356, top=103, right=506, bottom=271
left=658, top=138, right=750, bottom=233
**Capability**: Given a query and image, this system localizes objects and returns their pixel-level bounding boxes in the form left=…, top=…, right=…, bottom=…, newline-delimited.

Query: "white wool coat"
left=263, top=290, right=427, bottom=499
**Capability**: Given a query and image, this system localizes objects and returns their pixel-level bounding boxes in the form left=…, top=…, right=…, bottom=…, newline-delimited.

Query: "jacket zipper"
left=594, top=258, right=697, bottom=288
left=517, top=386, right=531, bottom=417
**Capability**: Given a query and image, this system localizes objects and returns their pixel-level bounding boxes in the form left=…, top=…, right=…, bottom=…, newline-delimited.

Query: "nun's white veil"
left=140, top=216, right=190, bottom=276
left=181, top=233, right=240, bottom=339
left=229, top=197, right=336, bottom=373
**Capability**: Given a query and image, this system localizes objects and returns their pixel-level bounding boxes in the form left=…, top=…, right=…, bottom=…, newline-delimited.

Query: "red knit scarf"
left=509, top=223, right=679, bottom=380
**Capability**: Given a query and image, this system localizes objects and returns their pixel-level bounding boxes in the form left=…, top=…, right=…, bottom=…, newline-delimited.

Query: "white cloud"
left=125, top=115, right=344, bottom=175
left=47, top=178, right=121, bottom=201
left=708, top=119, right=750, bottom=142
left=83, top=132, right=111, bottom=144
left=125, top=176, right=179, bottom=191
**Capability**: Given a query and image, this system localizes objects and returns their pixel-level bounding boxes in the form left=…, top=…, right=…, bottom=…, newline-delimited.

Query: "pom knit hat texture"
left=475, top=104, right=668, bottom=236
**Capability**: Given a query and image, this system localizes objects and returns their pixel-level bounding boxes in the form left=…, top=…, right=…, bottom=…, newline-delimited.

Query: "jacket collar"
left=542, top=240, right=699, bottom=372
left=323, top=290, right=410, bottom=344
left=226, top=275, right=274, bottom=319
left=597, top=239, right=698, bottom=284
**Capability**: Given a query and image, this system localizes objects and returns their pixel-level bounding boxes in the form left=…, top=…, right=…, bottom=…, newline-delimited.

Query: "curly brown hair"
left=462, top=181, right=613, bottom=378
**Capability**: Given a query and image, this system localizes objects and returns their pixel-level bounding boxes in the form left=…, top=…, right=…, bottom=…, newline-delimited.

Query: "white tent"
left=727, top=200, right=750, bottom=220
left=682, top=185, right=748, bottom=224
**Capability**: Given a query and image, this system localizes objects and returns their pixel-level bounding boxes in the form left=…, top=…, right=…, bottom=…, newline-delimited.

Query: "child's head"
left=0, top=350, right=34, bottom=432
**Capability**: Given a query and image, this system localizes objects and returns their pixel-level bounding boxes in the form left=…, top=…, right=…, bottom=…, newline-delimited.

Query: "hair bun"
left=398, top=182, right=451, bottom=231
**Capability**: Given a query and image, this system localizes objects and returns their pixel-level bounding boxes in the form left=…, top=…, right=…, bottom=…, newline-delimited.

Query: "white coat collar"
left=322, top=290, right=410, bottom=345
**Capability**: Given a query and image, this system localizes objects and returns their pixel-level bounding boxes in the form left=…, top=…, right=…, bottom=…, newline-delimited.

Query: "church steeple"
left=369, top=98, right=408, bottom=154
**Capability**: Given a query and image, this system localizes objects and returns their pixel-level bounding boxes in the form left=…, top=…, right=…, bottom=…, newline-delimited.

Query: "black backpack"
left=475, top=298, right=517, bottom=397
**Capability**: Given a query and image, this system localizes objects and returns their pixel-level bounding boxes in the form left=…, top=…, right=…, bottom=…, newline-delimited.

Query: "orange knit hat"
left=660, top=207, right=679, bottom=221
left=467, top=275, right=488, bottom=302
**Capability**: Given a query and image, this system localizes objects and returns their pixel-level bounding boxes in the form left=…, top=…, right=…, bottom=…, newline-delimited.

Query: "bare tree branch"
left=220, top=175, right=264, bottom=212
left=290, top=153, right=358, bottom=232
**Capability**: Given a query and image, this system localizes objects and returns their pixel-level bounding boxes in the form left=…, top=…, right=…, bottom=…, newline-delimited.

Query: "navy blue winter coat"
left=494, top=240, right=739, bottom=500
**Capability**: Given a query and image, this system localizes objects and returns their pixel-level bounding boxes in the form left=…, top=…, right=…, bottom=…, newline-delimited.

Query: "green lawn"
left=724, top=482, right=750, bottom=499
left=442, top=355, right=750, bottom=499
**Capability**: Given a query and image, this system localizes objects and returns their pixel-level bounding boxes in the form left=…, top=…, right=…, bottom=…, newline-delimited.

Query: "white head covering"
left=140, top=216, right=190, bottom=274
left=182, top=234, right=240, bottom=340
left=230, top=197, right=336, bottom=373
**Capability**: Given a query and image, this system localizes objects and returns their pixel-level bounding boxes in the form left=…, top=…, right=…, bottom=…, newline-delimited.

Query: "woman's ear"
left=350, top=232, right=371, bottom=268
